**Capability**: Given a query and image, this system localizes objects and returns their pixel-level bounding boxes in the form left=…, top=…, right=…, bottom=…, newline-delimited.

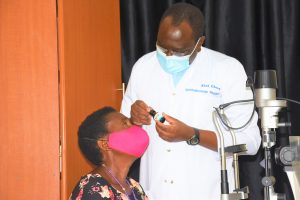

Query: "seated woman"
left=70, top=106, right=149, bottom=200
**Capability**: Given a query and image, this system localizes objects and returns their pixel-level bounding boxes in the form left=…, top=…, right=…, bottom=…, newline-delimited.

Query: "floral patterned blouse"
left=69, top=173, right=148, bottom=200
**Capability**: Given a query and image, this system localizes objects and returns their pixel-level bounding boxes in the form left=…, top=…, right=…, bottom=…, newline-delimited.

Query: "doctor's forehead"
left=157, top=16, right=194, bottom=50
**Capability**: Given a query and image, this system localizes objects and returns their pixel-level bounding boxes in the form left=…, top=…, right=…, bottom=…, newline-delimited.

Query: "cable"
left=215, top=77, right=256, bottom=130
left=216, top=77, right=300, bottom=131
left=214, top=104, right=256, bottom=130
left=277, top=97, right=300, bottom=105
left=219, top=99, right=254, bottom=110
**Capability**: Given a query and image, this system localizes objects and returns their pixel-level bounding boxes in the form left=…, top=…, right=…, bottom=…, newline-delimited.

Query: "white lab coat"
left=121, top=47, right=261, bottom=200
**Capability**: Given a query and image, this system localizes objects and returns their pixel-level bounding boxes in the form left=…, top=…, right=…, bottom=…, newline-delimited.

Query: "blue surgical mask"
left=156, top=48, right=190, bottom=74
left=156, top=38, right=201, bottom=85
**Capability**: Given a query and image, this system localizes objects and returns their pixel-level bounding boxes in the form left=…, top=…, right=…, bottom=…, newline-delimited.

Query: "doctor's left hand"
left=155, top=113, right=194, bottom=142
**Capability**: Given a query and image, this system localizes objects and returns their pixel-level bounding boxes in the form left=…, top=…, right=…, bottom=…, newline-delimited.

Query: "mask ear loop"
left=188, top=37, right=203, bottom=64
left=79, top=137, right=98, bottom=141
left=189, top=37, right=202, bottom=55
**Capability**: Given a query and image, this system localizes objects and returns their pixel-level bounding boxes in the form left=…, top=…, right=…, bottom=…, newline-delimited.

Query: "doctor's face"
left=157, top=16, right=204, bottom=64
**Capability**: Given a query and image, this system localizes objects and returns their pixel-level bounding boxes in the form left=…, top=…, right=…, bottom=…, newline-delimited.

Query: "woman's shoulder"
left=69, top=173, right=114, bottom=200
left=77, top=173, right=104, bottom=187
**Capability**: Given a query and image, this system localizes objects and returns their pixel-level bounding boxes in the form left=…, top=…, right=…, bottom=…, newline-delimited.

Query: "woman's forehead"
left=105, top=112, right=129, bottom=132
left=106, top=112, right=126, bottom=123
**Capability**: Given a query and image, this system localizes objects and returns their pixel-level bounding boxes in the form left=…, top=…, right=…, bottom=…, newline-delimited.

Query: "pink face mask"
left=107, top=125, right=149, bottom=158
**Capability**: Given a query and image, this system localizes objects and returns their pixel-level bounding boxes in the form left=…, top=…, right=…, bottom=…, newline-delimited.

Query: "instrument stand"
left=256, top=98, right=288, bottom=200
left=213, top=109, right=250, bottom=200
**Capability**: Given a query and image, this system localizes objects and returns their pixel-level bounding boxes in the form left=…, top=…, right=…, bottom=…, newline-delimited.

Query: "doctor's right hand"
left=130, top=100, right=152, bottom=126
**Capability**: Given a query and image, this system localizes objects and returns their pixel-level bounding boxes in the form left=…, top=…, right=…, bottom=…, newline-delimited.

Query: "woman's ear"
left=97, top=139, right=110, bottom=151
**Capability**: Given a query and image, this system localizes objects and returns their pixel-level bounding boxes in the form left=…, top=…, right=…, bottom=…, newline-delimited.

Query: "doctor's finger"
left=156, top=126, right=170, bottom=139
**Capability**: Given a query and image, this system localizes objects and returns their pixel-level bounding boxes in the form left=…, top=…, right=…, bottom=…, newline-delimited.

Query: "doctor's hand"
left=155, top=113, right=194, bottom=142
left=130, top=100, right=152, bottom=126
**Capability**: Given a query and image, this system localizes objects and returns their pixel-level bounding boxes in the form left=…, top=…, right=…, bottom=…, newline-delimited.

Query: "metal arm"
left=213, top=109, right=249, bottom=200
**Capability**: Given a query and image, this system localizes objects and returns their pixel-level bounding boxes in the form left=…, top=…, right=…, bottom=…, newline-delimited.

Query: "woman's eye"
left=123, top=119, right=131, bottom=127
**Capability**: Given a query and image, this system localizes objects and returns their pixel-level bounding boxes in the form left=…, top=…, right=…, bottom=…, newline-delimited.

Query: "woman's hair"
left=78, top=106, right=116, bottom=166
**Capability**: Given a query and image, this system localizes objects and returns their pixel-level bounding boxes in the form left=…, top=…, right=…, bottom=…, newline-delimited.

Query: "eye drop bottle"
left=149, top=109, right=165, bottom=123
